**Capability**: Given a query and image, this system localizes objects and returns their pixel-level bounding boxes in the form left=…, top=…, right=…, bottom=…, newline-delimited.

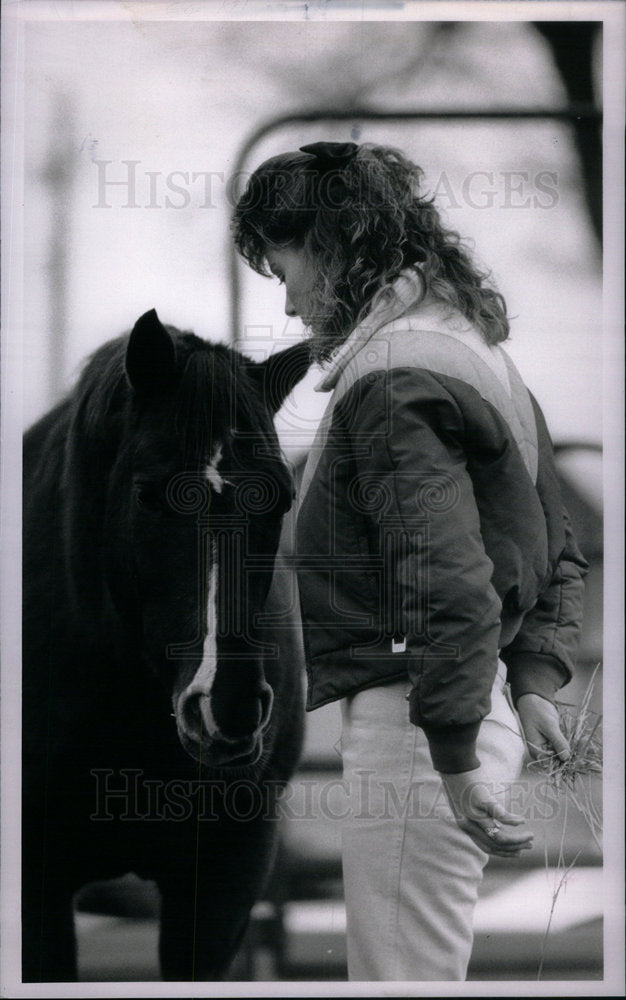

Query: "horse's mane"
left=172, top=337, right=282, bottom=468
left=72, top=335, right=130, bottom=452
left=69, top=328, right=282, bottom=466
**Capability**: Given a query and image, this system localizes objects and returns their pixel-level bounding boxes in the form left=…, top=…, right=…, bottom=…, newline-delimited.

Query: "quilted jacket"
left=296, top=271, right=588, bottom=774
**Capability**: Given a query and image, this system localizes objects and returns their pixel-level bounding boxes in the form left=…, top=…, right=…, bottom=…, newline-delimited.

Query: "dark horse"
left=22, top=309, right=310, bottom=981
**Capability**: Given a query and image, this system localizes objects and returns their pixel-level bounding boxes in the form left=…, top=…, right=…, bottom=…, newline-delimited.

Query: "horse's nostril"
left=210, top=689, right=272, bottom=740
left=223, top=698, right=261, bottom=737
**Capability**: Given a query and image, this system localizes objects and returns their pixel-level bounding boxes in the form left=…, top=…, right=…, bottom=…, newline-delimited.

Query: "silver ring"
left=485, top=824, right=500, bottom=839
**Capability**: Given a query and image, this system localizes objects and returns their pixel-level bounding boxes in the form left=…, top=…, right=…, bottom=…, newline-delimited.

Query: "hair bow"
left=299, top=141, right=359, bottom=169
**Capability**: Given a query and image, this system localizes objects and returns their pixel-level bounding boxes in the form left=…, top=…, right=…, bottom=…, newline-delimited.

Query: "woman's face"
left=265, top=246, right=318, bottom=327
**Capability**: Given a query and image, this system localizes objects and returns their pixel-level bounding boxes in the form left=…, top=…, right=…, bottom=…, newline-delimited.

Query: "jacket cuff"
left=419, top=721, right=482, bottom=774
left=504, top=652, right=570, bottom=707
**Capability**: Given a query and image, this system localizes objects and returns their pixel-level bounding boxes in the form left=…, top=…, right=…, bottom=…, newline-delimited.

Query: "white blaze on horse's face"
left=174, top=441, right=266, bottom=766
left=176, top=554, right=220, bottom=737
left=205, top=443, right=225, bottom=494
left=176, top=445, right=224, bottom=744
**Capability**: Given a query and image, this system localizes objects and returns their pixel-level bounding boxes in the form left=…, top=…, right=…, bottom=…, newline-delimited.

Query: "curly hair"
left=232, top=143, right=509, bottom=360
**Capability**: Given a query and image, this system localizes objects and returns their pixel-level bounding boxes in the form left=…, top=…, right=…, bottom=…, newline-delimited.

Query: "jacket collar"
left=314, top=268, right=426, bottom=392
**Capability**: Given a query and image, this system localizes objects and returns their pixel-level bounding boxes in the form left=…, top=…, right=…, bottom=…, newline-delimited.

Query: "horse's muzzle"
left=174, top=681, right=273, bottom=768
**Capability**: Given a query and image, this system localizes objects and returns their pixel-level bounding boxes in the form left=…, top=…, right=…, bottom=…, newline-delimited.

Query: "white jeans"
left=340, top=663, right=526, bottom=981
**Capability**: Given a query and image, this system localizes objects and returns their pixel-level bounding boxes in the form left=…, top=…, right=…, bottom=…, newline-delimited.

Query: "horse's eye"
left=134, top=483, right=163, bottom=512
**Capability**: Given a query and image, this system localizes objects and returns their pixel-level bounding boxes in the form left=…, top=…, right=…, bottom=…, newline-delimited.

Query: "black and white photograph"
left=1, top=1, right=624, bottom=995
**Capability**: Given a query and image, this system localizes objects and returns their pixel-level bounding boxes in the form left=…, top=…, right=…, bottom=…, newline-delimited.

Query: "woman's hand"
left=516, top=693, right=570, bottom=763
left=441, top=770, right=534, bottom=858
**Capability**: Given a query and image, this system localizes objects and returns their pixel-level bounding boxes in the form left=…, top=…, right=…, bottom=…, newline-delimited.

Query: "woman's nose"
left=284, top=292, right=297, bottom=317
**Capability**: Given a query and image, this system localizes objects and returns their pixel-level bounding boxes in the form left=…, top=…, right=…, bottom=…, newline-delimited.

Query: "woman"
left=232, top=141, right=588, bottom=981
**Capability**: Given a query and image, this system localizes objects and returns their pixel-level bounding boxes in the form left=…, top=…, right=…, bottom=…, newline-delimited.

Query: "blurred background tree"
left=533, top=21, right=602, bottom=243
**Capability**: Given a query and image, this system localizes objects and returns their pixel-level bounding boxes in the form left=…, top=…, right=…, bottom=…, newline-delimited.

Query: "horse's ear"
left=126, top=309, right=177, bottom=395
left=247, top=342, right=312, bottom=414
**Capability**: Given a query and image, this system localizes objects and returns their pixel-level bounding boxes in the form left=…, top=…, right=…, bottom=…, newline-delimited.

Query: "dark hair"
left=232, top=143, right=509, bottom=358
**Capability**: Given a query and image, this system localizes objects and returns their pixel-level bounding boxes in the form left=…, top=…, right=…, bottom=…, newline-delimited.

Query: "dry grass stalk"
left=525, top=664, right=603, bottom=850
left=519, top=665, right=603, bottom=978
